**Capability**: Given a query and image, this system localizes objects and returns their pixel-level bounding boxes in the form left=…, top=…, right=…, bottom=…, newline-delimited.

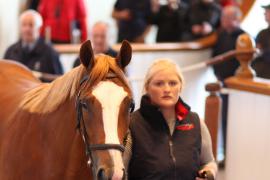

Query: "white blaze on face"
left=92, top=81, right=127, bottom=179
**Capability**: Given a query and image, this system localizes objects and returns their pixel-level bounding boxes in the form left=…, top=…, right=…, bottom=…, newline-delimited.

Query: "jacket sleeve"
left=199, top=119, right=218, bottom=179
left=37, top=0, right=47, bottom=38
left=51, top=51, right=63, bottom=74
left=44, top=46, right=63, bottom=75
left=76, top=0, right=87, bottom=42
left=3, top=47, right=11, bottom=59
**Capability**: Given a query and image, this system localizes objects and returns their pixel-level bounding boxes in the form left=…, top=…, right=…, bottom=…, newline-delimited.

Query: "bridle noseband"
left=75, top=75, right=134, bottom=168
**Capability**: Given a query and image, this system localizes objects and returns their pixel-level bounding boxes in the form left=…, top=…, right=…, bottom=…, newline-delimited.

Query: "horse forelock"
left=89, top=54, right=131, bottom=95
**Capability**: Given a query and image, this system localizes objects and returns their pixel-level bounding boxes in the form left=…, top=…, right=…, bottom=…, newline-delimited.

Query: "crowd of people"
left=2, top=1, right=270, bottom=179
left=5, top=0, right=269, bottom=79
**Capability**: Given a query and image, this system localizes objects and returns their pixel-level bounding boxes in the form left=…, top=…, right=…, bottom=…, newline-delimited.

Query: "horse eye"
left=80, top=101, right=88, bottom=109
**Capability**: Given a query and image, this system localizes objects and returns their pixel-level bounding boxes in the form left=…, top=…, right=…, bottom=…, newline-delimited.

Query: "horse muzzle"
left=97, top=167, right=125, bottom=180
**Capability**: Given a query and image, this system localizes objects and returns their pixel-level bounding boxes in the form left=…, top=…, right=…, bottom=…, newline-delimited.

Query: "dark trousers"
left=221, top=93, right=228, bottom=155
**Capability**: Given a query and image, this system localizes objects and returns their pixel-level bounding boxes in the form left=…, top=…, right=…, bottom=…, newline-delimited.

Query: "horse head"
left=76, top=40, right=133, bottom=180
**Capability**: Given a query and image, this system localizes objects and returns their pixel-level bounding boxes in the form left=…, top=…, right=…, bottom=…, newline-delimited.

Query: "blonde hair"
left=143, top=59, right=184, bottom=93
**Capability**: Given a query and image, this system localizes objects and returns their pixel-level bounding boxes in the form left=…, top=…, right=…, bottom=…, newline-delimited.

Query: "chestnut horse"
left=0, top=40, right=133, bottom=180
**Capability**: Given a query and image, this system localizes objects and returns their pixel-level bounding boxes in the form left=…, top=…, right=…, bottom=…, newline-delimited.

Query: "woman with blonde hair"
left=124, top=59, right=217, bottom=180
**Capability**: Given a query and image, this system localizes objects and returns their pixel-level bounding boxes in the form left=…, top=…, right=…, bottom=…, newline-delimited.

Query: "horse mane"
left=19, top=54, right=131, bottom=114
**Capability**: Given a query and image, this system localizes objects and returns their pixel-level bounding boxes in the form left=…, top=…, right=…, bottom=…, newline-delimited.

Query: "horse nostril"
left=97, top=168, right=107, bottom=180
left=98, top=167, right=124, bottom=180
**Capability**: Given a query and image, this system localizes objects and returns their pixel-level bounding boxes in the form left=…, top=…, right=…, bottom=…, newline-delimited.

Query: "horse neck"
left=19, top=66, right=84, bottom=114
left=50, top=98, right=91, bottom=178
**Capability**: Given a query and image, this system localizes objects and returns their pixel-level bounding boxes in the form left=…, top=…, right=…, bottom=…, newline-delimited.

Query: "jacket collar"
left=18, top=38, right=45, bottom=54
left=175, top=97, right=190, bottom=121
left=139, top=95, right=190, bottom=124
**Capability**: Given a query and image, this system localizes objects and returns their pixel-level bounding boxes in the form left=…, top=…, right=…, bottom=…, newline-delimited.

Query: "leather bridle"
left=75, top=75, right=134, bottom=169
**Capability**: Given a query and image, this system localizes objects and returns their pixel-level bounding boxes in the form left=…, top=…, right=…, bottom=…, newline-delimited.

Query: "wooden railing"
left=204, top=33, right=270, bottom=158
left=220, top=33, right=270, bottom=179
left=204, top=82, right=222, bottom=157
left=225, top=33, right=270, bottom=95
left=54, top=33, right=217, bottom=54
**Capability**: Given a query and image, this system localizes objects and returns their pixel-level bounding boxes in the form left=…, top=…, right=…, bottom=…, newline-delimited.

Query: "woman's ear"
left=116, top=40, right=132, bottom=69
left=79, top=40, right=95, bottom=71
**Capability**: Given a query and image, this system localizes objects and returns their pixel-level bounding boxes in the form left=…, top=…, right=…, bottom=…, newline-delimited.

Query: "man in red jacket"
left=38, top=0, right=87, bottom=43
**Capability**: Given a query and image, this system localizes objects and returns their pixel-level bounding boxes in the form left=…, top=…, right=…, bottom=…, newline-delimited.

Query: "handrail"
left=54, top=33, right=217, bottom=54
left=204, top=82, right=222, bottom=159
left=225, top=77, right=270, bottom=96
left=38, top=39, right=258, bottom=82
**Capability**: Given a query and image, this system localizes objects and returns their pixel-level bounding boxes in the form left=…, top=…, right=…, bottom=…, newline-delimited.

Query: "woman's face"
left=146, top=69, right=181, bottom=109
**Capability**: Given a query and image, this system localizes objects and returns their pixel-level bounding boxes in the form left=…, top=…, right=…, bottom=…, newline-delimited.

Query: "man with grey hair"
left=73, top=21, right=117, bottom=67
left=212, top=5, right=245, bottom=167
left=212, top=5, right=244, bottom=81
left=4, top=10, right=63, bottom=80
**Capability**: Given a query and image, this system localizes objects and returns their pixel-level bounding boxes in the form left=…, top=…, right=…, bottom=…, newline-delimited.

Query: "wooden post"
left=235, top=33, right=256, bottom=79
left=204, top=82, right=222, bottom=158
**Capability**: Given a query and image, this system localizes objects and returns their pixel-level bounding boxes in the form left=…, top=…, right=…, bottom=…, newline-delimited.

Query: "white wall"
left=241, top=0, right=268, bottom=38
left=225, top=90, right=270, bottom=180
left=0, top=0, right=20, bottom=57
left=59, top=48, right=216, bottom=118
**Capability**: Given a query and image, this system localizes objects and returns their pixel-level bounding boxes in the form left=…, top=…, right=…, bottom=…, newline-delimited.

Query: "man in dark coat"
left=212, top=5, right=244, bottom=81
left=185, top=0, right=221, bottom=40
left=150, top=0, right=189, bottom=42
left=112, top=0, right=152, bottom=42
left=212, top=5, right=244, bottom=165
left=4, top=10, right=63, bottom=77
left=251, top=4, right=270, bottom=79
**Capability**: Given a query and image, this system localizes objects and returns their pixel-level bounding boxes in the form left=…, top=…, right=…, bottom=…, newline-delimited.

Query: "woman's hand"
left=196, top=169, right=215, bottom=180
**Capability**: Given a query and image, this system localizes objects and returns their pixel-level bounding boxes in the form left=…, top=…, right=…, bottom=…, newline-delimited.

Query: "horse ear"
left=117, top=40, right=132, bottom=69
left=79, top=40, right=94, bottom=70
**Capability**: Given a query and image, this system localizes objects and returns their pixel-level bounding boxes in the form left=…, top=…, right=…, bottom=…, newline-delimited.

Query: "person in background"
left=150, top=0, right=189, bottom=42
left=185, top=0, right=221, bottom=40
left=213, top=5, right=244, bottom=81
left=73, top=21, right=117, bottom=67
left=3, top=10, right=63, bottom=79
left=181, top=0, right=197, bottom=6
left=219, top=0, right=235, bottom=7
left=38, top=0, right=87, bottom=44
left=212, top=5, right=245, bottom=166
left=112, top=0, right=152, bottom=43
left=20, top=0, right=41, bottom=13
left=251, top=4, right=270, bottom=79
left=124, top=60, right=218, bottom=180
